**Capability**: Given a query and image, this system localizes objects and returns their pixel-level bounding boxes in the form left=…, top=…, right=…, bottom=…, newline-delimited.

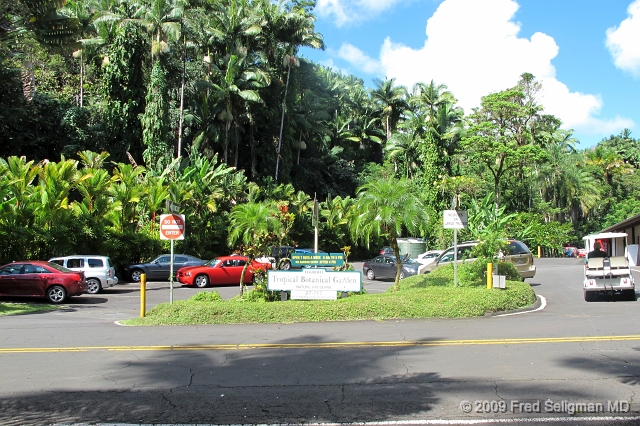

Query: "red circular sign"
left=160, top=214, right=185, bottom=240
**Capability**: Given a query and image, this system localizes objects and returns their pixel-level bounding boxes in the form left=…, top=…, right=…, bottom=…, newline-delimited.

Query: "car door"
left=367, top=256, right=385, bottom=278
left=436, top=248, right=456, bottom=267
left=0, top=264, right=23, bottom=296
left=18, top=263, right=47, bottom=297
left=217, top=258, right=239, bottom=284
left=233, top=259, right=249, bottom=284
left=381, top=256, right=398, bottom=279
left=149, top=256, right=171, bottom=279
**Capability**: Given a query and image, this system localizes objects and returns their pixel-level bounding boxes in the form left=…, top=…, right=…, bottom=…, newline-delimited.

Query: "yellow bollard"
left=487, top=262, right=493, bottom=290
left=538, top=245, right=542, bottom=259
left=140, top=273, right=146, bottom=318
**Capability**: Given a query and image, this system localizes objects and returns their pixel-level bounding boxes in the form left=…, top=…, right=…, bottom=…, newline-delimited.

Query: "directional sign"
left=443, top=210, right=468, bottom=229
left=291, top=252, right=344, bottom=267
left=160, top=214, right=185, bottom=240
left=166, top=200, right=181, bottom=214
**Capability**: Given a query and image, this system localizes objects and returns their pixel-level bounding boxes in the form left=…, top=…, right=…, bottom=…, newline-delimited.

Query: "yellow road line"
left=2, top=334, right=640, bottom=353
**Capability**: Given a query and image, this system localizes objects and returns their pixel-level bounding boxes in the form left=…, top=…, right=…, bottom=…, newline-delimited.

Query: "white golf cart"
left=583, top=232, right=636, bottom=302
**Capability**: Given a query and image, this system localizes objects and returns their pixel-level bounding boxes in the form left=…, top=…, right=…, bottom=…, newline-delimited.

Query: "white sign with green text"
left=268, top=268, right=361, bottom=300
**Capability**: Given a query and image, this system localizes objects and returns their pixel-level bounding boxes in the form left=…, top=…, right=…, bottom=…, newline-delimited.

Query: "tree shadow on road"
left=2, top=334, right=637, bottom=425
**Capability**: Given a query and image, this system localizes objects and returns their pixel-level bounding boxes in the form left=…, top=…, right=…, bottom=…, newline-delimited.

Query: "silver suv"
left=419, top=240, right=536, bottom=279
left=49, top=255, right=118, bottom=294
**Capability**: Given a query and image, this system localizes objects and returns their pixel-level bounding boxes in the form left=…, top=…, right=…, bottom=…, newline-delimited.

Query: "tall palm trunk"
left=275, top=63, right=292, bottom=182
left=177, top=35, right=186, bottom=157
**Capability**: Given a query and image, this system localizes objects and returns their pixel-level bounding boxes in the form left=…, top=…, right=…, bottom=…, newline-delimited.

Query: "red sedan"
left=0, top=261, right=87, bottom=303
left=177, top=255, right=271, bottom=288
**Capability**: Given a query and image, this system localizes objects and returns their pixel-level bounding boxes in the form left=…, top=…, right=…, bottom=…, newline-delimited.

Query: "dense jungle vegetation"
left=2, top=0, right=640, bottom=269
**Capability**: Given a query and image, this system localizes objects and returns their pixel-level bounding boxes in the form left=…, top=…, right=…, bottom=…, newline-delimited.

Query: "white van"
left=49, top=255, right=118, bottom=294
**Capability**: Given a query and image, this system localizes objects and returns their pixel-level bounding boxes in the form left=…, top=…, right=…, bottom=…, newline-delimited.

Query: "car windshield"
left=45, top=262, right=74, bottom=273
left=403, top=257, right=417, bottom=264
left=204, top=259, right=222, bottom=266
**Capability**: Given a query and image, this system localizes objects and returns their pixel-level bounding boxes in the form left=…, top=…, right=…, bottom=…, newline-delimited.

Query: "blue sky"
left=300, top=0, right=640, bottom=148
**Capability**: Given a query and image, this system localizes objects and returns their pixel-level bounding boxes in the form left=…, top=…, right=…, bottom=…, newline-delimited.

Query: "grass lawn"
left=121, top=270, right=537, bottom=326
left=0, top=302, right=58, bottom=316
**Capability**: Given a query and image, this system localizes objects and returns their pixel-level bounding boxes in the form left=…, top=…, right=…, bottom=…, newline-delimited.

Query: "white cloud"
left=341, top=0, right=634, bottom=137
left=337, top=44, right=381, bottom=74
left=606, top=0, right=640, bottom=76
left=538, top=78, right=634, bottom=134
left=317, top=0, right=403, bottom=27
left=315, top=57, right=352, bottom=76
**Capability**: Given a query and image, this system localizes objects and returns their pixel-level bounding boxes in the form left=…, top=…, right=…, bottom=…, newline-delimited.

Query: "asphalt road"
left=1, top=258, right=639, bottom=426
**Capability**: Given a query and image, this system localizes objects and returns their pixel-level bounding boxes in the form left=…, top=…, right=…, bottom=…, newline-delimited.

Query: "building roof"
left=601, top=212, right=640, bottom=233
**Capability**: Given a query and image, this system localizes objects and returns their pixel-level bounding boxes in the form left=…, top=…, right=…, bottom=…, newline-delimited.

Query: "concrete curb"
left=485, top=294, right=544, bottom=317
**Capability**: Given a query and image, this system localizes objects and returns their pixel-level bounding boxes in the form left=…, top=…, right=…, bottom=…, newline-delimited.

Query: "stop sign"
left=159, top=214, right=186, bottom=240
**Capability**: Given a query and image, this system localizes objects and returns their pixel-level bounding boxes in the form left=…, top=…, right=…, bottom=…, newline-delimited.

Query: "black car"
left=362, top=255, right=420, bottom=280
left=125, top=254, right=206, bottom=282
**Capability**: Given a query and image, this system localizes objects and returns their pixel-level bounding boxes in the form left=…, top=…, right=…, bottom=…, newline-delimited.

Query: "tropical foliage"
left=2, top=0, right=639, bottom=281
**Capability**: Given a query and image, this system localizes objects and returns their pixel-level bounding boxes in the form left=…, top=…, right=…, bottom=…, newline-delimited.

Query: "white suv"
left=49, top=255, right=118, bottom=294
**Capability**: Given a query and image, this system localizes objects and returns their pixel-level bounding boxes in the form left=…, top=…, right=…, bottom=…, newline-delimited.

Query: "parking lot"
left=0, top=261, right=387, bottom=321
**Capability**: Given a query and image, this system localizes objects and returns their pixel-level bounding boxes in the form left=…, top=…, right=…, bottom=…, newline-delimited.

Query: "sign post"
left=160, top=213, right=185, bottom=304
left=443, top=210, right=468, bottom=287
left=312, top=195, right=319, bottom=253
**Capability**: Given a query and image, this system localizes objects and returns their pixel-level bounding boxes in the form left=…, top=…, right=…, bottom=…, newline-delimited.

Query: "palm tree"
left=184, top=89, right=222, bottom=158
left=386, top=131, right=421, bottom=178
left=228, top=201, right=282, bottom=295
left=370, top=78, right=408, bottom=143
left=339, top=110, right=385, bottom=151
left=135, top=0, right=184, bottom=62
left=205, top=49, right=270, bottom=165
left=268, top=0, right=324, bottom=181
left=350, top=177, right=428, bottom=290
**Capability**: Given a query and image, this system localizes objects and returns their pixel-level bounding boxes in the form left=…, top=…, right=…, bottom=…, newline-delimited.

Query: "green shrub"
left=189, top=291, right=223, bottom=302
left=123, top=280, right=537, bottom=325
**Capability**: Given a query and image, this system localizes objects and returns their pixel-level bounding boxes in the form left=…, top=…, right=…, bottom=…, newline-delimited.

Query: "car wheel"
left=366, top=269, right=375, bottom=280
left=130, top=269, right=143, bottom=283
left=194, top=274, right=209, bottom=288
left=85, top=278, right=102, bottom=294
left=47, top=285, right=67, bottom=304
left=280, top=260, right=292, bottom=270
left=399, top=271, right=405, bottom=280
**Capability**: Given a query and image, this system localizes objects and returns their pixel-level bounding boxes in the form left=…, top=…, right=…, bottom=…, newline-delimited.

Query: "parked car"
left=125, top=254, right=205, bottom=282
left=0, top=261, right=87, bottom=303
left=49, top=255, right=118, bottom=294
left=418, top=240, right=536, bottom=279
left=564, top=246, right=578, bottom=258
left=577, top=248, right=587, bottom=258
left=269, top=246, right=295, bottom=269
left=362, top=255, right=420, bottom=280
left=416, top=250, right=444, bottom=265
left=177, top=255, right=271, bottom=288
left=379, top=247, right=394, bottom=255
